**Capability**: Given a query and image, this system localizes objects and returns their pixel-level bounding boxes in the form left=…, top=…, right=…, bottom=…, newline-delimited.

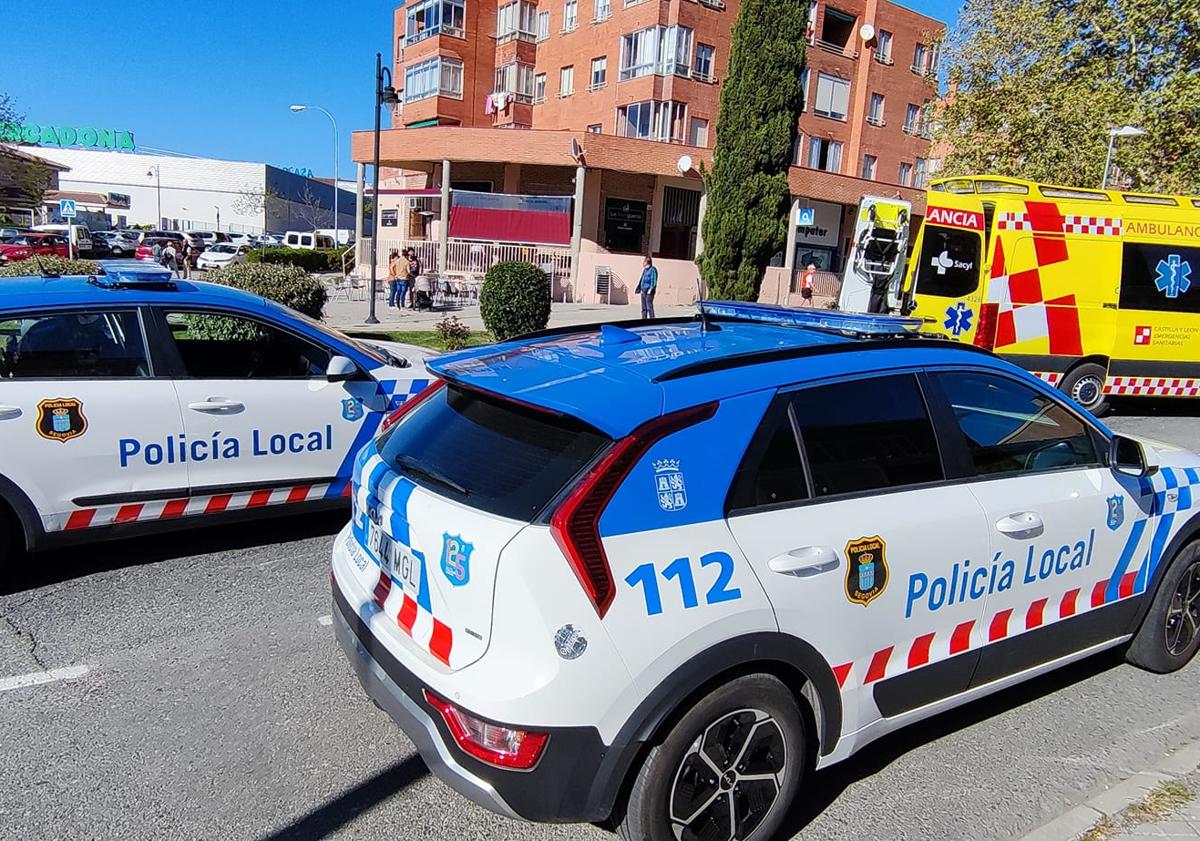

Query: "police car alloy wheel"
left=1062, top=363, right=1110, bottom=417
left=1127, top=540, right=1200, bottom=673
left=618, top=675, right=804, bottom=841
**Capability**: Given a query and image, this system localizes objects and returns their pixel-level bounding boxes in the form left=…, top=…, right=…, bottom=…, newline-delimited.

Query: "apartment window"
left=590, top=56, right=607, bottom=90
left=899, top=161, right=913, bottom=186
left=405, top=0, right=466, bottom=44
left=587, top=123, right=603, bottom=133
left=594, top=0, right=611, bottom=20
left=807, top=137, right=843, bottom=172
left=875, top=29, right=893, bottom=64
left=818, top=7, right=855, bottom=52
left=814, top=73, right=850, bottom=121
left=915, top=157, right=928, bottom=188
left=694, top=43, right=715, bottom=82
left=536, top=10, right=550, bottom=40
left=563, top=0, right=578, bottom=31
left=688, top=117, right=709, bottom=147
left=618, top=100, right=688, bottom=143
left=868, top=92, right=884, bottom=125
left=800, top=68, right=810, bottom=111
left=494, top=61, right=536, bottom=103
left=533, top=72, right=547, bottom=104
left=404, top=57, right=464, bottom=102
left=913, top=43, right=930, bottom=75
left=620, top=24, right=692, bottom=80
left=497, top=0, right=538, bottom=42
left=862, top=154, right=877, bottom=180
left=560, top=65, right=575, bottom=97
left=904, top=103, right=920, bottom=133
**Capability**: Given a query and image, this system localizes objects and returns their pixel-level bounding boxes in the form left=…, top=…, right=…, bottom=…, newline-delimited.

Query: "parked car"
left=92, top=230, right=137, bottom=257
left=32, top=223, right=93, bottom=256
left=0, top=233, right=70, bottom=264
left=195, top=243, right=251, bottom=271
left=284, top=231, right=335, bottom=249
left=255, top=233, right=284, bottom=247
left=225, top=232, right=255, bottom=247
left=137, top=230, right=187, bottom=246
left=0, top=227, right=22, bottom=241
left=134, top=237, right=178, bottom=262
left=189, top=231, right=230, bottom=251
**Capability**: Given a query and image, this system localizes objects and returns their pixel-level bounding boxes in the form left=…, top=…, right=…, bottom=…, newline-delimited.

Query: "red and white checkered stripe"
left=1032, top=371, right=1062, bottom=386
left=370, top=569, right=454, bottom=667
left=831, top=571, right=1143, bottom=693
left=1064, top=216, right=1122, bottom=236
left=996, top=212, right=1031, bottom=231
left=1105, top=377, right=1200, bottom=397
left=49, top=481, right=346, bottom=533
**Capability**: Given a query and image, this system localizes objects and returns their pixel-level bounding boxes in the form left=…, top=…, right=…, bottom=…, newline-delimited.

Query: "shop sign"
left=1, top=122, right=136, bottom=151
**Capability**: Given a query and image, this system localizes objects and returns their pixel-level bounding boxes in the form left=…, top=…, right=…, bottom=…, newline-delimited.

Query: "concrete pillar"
left=503, top=163, right=521, bottom=193
left=784, top=196, right=800, bottom=271
left=569, top=164, right=586, bottom=302
left=437, top=159, right=450, bottom=274
left=354, top=162, right=365, bottom=271
left=695, top=191, right=708, bottom=258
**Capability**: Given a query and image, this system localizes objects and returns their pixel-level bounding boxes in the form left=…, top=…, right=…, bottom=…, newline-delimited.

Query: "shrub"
left=247, top=247, right=343, bottom=273
left=0, top=255, right=102, bottom=277
left=202, top=262, right=328, bottom=319
left=434, top=315, right=472, bottom=350
left=479, top=261, right=551, bottom=341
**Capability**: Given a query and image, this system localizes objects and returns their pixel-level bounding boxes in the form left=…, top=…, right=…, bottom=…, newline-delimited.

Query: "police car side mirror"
left=1110, top=434, right=1159, bottom=478
left=326, top=355, right=359, bottom=383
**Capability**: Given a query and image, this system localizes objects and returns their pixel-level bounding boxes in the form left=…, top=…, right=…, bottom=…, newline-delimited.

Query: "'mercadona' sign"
left=0, top=122, right=136, bottom=151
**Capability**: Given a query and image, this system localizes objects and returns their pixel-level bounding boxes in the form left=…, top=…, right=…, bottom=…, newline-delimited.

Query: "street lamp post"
left=214, top=205, right=221, bottom=232
left=146, top=166, right=162, bottom=227
left=1102, top=125, right=1147, bottom=189
left=289, top=104, right=340, bottom=245
left=367, top=52, right=400, bottom=326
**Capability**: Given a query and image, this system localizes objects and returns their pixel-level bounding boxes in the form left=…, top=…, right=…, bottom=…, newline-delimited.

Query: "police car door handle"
left=187, top=399, right=245, bottom=414
left=768, top=546, right=840, bottom=577
left=0, top=405, right=21, bottom=420
left=996, top=511, right=1044, bottom=538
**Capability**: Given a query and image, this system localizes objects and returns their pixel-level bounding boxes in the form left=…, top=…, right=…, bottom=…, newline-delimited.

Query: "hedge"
left=479, top=261, right=551, bottom=341
left=247, top=247, right=343, bottom=273
left=0, top=255, right=102, bottom=277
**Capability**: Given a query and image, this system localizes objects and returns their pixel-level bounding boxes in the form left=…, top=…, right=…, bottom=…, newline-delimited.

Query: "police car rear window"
left=378, top=385, right=610, bottom=521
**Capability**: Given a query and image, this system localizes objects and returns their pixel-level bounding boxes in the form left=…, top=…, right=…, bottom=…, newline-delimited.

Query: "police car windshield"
left=378, top=384, right=610, bottom=521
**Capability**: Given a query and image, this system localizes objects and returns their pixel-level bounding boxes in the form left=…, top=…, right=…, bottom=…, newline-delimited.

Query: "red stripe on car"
left=429, top=620, right=453, bottom=666
left=864, top=647, right=893, bottom=684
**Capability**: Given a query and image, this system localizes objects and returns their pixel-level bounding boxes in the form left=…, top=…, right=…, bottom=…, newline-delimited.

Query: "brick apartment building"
left=350, top=0, right=943, bottom=305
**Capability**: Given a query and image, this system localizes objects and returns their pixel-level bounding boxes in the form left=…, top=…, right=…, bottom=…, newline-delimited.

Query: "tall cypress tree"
left=698, top=0, right=807, bottom=300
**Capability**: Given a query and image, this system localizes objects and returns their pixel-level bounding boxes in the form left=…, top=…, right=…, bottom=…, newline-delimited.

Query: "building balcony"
left=813, top=39, right=858, bottom=58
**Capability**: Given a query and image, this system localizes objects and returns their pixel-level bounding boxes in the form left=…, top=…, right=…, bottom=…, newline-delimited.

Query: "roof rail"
left=699, top=300, right=925, bottom=338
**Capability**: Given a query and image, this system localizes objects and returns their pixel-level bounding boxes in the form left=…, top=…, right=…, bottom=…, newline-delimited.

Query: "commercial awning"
left=448, top=190, right=571, bottom=245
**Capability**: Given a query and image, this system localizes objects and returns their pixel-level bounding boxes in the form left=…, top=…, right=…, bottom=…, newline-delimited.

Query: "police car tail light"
left=550, top=402, right=718, bottom=619
left=974, top=302, right=998, bottom=349
left=380, top=379, right=445, bottom=433
left=423, top=690, right=548, bottom=770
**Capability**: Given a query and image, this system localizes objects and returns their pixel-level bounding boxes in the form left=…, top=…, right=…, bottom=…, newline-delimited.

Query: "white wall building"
left=26, top=147, right=356, bottom=236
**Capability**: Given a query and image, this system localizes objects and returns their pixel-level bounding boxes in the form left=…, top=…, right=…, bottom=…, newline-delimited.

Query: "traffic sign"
left=59, top=199, right=77, bottom=218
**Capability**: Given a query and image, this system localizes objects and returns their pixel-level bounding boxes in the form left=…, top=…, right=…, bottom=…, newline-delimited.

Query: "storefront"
left=791, top=198, right=844, bottom=273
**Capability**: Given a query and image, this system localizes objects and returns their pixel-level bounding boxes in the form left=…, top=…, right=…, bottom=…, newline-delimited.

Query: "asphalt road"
left=3, top=398, right=1200, bottom=841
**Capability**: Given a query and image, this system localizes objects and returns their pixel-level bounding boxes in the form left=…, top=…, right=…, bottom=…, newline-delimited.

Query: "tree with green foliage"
left=697, top=0, right=807, bottom=300
left=0, top=93, right=54, bottom=223
left=937, top=0, right=1200, bottom=193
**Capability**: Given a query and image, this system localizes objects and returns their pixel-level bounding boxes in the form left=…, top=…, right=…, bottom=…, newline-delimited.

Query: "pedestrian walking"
left=181, top=244, right=194, bottom=279
left=387, top=250, right=403, bottom=308
left=162, top=241, right=179, bottom=278
left=637, top=256, right=657, bottom=319
left=150, top=240, right=163, bottom=261
left=800, top=263, right=816, bottom=306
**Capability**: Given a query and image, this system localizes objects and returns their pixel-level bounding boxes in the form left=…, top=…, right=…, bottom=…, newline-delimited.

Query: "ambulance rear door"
left=908, top=198, right=987, bottom=343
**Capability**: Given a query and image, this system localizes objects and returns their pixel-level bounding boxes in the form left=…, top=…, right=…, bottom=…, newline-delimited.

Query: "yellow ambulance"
left=901, top=175, right=1200, bottom=415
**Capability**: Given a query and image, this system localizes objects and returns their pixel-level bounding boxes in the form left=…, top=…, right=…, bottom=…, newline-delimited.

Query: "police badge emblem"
left=341, top=397, right=364, bottom=422
left=36, top=397, right=88, bottom=443
left=440, top=533, right=473, bottom=587
left=653, top=459, right=687, bottom=512
left=844, top=535, right=888, bottom=606
left=1106, top=495, right=1124, bottom=531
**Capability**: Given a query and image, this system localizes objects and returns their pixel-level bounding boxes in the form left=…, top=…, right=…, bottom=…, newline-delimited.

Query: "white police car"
left=0, top=260, right=428, bottom=572
left=332, top=302, right=1200, bottom=841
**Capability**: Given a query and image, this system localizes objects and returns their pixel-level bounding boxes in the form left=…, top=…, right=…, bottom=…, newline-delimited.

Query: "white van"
left=284, top=231, right=335, bottom=250
left=33, top=223, right=93, bottom=256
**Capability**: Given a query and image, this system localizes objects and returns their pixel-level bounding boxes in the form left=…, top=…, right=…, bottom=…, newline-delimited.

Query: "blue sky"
left=1, top=0, right=961, bottom=179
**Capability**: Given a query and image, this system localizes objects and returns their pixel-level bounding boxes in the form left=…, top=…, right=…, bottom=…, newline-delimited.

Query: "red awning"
left=448, top=191, right=571, bottom=246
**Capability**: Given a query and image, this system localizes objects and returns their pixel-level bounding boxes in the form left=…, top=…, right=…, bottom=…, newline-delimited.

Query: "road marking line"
left=0, top=664, right=93, bottom=693
left=317, top=614, right=333, bottom=627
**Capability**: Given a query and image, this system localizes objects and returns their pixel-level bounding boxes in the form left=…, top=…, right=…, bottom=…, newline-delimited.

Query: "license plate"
left=367, top=520, right=421, bottom=594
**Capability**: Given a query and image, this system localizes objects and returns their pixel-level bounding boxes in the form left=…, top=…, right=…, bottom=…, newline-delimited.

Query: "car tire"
left=1060, top=362, right=1110, bottom=417
left=617, top=674, right=804, bottom=841
left=1126, top=539, right=1200, bottom=674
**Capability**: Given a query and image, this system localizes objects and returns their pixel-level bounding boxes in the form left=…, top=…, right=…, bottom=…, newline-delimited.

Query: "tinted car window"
left=163, top=311, right=331, bottom=379
left=379, top=385, right=610, bottom=521
left=933, top=371, right=1101, bottom=475
left=1, top=310, right=150, bottom=379
left=728, top=397, right=809, bottom=510
left=914, top=226, right=982, bottom=298
left=791, top=374, right=943, bottom=497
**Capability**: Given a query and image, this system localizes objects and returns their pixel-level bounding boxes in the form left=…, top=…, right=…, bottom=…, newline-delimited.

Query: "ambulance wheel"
left=1061, top=363, right=1110, bottom=416
left=1127, top=540, right=1200, bottom=673
left=618, top=674, right=804, bottom=841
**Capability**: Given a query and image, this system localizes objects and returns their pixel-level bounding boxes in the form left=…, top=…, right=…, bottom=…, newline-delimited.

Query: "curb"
left=1018, top=737, right=1200, bottom=841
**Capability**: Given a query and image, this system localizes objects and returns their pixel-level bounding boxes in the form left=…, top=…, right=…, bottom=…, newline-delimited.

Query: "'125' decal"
left=625, top=552, right=742, bottom=615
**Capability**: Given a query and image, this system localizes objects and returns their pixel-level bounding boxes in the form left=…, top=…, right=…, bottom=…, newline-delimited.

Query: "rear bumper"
left=332, top=583, right=628, bottom=823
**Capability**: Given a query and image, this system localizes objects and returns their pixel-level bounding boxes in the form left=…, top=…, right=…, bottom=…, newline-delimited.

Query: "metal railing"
left=360, top=237, right=574, bottom=282
left=814, top=39, right=857, bottom=57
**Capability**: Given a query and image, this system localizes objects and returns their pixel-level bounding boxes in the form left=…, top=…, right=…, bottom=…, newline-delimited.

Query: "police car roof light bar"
left=89, top=259, right=177, bottom=291
left=550, top=401, right=718, bottom=618
left=698, top=300, right=925, bottom=337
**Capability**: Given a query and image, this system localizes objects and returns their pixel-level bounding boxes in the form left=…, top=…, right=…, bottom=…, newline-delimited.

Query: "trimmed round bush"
left=479, top=261, right=551, bottom=341
left=202, top=262, right=328, bottom=320
left=0, top=255, right=102, bottom=277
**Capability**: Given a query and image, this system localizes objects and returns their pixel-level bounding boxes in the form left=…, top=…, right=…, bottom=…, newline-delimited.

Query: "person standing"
left=387, top=250, right=403, bottom=308
left=800, top=263, right=816, bottom=307
left=406, top=248, right=421, bottom=309
left=637, top=256, right=658, bottom=319
left=181, top=243, right=194, bottom=279
left=162, top=241, right=179, bottom=278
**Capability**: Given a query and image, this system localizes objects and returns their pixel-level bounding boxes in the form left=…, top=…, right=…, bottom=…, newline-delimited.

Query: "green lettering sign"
left=3, top=122, right=136, bottom=151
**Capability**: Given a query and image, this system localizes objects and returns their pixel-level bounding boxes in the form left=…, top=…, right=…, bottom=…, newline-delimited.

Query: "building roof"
left=0, top=144, right=71, bottom=172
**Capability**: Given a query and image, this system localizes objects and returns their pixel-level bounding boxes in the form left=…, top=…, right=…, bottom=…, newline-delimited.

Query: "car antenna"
left=696, top=275, right=709, bottom=333
left=33, top=255, right=59, bottom=278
